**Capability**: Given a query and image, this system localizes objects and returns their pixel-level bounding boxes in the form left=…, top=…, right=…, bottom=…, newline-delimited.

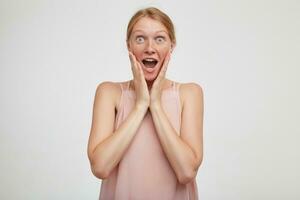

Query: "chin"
left=143, top=67, right=161, bottom=81
left=144, top=74, right=158, bottom=82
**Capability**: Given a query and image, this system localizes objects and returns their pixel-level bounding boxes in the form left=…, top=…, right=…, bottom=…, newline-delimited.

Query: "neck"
left=129, top=78, right=169, bottom=91
left=146, top=80, right=154, bottom=90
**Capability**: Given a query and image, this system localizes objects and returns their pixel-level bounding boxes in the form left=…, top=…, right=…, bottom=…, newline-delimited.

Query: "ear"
left=171, top=43, right=176, bottom=53
left=126, top=40, right=131, bottom=52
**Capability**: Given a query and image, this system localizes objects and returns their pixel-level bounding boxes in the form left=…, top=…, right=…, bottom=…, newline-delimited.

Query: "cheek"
left=159, top=46, right=171, bottom=56
left=131, top=46, right=144, bottom=56
left=159, top=52, right=169, bottom=61
left=129, top=41, right=142, bottom=51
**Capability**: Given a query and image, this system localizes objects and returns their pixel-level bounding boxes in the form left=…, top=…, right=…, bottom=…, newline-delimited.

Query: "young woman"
left=87, top=6, right=204, bottom=200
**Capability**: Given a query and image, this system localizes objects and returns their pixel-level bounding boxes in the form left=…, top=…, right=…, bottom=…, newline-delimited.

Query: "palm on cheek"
left=150, top=50, right=171, bottom=106
left=129, top=50, right=172, bottom=108
left=129, top=51, right=150, bottom=106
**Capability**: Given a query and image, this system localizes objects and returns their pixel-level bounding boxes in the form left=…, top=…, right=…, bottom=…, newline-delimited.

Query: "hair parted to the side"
left=126, top=7, right=176, bottom=47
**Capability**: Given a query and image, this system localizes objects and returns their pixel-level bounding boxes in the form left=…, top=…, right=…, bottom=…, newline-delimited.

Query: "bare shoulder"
left=178, top=82, right=204, bottom=107
left=95, top=81, right=122, bottom=110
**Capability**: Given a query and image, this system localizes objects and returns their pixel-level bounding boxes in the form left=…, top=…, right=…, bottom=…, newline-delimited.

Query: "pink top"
left=99, top=81, right=199, bottom=200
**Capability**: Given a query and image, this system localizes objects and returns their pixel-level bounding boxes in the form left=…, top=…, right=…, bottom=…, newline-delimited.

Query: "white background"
left=1, top=0, right=299, bottom=199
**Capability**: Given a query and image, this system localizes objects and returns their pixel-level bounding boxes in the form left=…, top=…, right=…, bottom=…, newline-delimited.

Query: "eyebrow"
left=132, top=30, right=168, bottom=34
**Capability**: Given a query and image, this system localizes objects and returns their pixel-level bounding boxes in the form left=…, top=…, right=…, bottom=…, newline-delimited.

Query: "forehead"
left=132, top=17, right=168, bottom=34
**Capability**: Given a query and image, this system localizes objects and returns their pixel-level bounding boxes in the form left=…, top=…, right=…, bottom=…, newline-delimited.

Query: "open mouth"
left=142, top=58, right=158, bottom=68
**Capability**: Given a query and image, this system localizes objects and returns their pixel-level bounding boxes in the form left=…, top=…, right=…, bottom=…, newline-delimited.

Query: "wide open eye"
left=135, top=36, right=145, bottom=43
left=156, top=36, right=166, bottom=43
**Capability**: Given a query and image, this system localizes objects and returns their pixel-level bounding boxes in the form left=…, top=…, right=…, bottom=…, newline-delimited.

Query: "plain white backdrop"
left=1, top=0, right=299, bottom=199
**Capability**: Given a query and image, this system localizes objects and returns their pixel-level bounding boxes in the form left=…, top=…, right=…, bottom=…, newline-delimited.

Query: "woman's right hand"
left=128, top=51, right=150, bottom=109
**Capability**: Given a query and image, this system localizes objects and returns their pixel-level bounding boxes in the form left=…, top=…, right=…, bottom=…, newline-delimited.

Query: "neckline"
left=124, top=87, right=173, bottom=93
left=124, top=80, right=175, bottom=93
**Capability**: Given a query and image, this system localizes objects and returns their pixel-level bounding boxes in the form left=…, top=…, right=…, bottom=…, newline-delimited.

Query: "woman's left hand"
left=150, top=50, right=172, bottom=109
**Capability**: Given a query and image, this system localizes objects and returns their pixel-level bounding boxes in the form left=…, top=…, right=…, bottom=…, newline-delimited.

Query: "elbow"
left=178, top=158, right=203, bottom=184
left=178, top=169, right=197, bottom=185
left=88, top=152, right=111, bottom=180
left=91, top=163, right=110, bottom=180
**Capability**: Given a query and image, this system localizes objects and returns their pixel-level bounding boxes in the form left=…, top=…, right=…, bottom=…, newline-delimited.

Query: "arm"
left=87, top=82, right=148, bottom=179
left=149, top=83, right=204, bottom=184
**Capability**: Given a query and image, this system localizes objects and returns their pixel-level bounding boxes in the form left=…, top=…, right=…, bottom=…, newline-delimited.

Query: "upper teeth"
left=144, top=58, right=156, bottom=62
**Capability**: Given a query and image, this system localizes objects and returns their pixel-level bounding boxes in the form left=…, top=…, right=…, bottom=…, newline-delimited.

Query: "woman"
left=87, top=6, right=204, bottom=200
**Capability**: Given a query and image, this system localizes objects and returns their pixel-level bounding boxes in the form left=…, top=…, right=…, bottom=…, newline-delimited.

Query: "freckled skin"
left=88, top=10, right=203, bottom=194
left=127, top=17, right=175, bottom=86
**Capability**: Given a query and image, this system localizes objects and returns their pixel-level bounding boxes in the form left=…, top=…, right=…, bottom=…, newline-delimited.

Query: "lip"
left=140, top=60, right=160, bottom=73
left=142, top=57, right=159, bottom=61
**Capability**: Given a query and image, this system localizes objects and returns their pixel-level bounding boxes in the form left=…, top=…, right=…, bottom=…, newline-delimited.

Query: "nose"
left=144, top=40, right=156, bottom=54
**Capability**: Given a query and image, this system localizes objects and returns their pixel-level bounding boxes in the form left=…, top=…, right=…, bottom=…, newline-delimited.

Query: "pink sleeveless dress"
left=99, top=81, right=199, bottom=200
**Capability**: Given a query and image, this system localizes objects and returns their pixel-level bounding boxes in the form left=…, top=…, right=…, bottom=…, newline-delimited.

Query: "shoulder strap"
left=171, top=81, right=175, bottom=91
left=127, top=81, right=131, bottom=90
left=119, top=83, right=124, bottom=92
left=177, top=82, right=181, bottom=91
left=119, top=81, right=131, bottom=91
left=175, top=81, right=181, bottom=92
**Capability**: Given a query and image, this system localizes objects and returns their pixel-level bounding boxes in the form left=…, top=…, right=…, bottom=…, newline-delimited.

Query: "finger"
left=128, top=51, right=135, bottom=69
left=129, top=52, right=139, bottom=77
left=158, top=51, right=171, bottom=79
left=130, top=52, right=145, bottom=80
left=133, top=56, right=144, bottom=79
left=136, top=61, right=145, bottom=79
left=132, top=53, right=140, bottom=72
left=128, top=51, right=134, bottom=64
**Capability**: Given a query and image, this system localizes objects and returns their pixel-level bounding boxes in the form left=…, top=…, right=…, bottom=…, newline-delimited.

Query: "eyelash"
left=156, top=36, right=165, bottom=41
left=135, top=36, right=166, bottom=42
left=135, top=36, right=143, bottom=41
